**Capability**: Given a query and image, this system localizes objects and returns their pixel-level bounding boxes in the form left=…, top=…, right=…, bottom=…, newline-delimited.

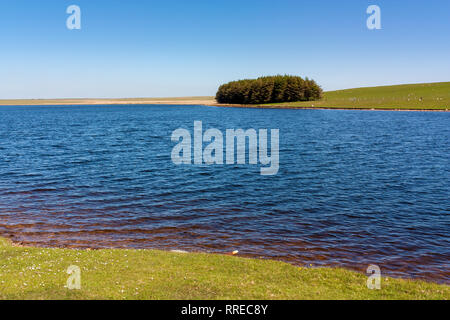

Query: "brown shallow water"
left=1, top=216, right=449, bottom=284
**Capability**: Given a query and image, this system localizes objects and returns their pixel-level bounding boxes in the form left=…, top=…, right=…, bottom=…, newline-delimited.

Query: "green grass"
left=264, top=82, right=450, bottom=110
left=0, top=238, right=448, bottom=300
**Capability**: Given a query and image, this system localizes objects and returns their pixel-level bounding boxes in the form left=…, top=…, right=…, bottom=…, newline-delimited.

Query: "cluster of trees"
left=216, top=75, right=323, bottom=104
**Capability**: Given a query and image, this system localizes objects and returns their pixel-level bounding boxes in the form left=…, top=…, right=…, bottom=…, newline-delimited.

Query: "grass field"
left=0, top=238, right=448, bottom=300
left=265, top=82, right=450, bottom=110
left=1, top=82, right=449, bottom=110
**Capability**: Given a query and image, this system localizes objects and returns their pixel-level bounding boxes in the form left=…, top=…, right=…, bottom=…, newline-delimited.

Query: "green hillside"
left=265, top=82, right=450, bottom=110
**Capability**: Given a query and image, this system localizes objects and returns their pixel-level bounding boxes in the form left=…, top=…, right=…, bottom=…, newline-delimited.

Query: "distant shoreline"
left=0, top=97, right=219, bottom=107
left=1, top=81, right=449, bottom=111
left=0, top=98, right=448, bottom=112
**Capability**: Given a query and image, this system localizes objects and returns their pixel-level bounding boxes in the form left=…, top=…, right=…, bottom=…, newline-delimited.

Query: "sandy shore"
left=0, top=97, right=219, bottom=106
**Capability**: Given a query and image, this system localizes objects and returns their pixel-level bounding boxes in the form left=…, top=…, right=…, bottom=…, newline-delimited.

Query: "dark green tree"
left=215, top=75, right=322, bottom=104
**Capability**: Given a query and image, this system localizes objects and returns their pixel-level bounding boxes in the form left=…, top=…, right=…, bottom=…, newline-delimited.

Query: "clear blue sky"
left=0, top=0, right=449, bottom=99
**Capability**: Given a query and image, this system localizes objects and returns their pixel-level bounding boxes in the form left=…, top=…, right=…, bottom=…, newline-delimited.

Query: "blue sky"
left=0, top=0, right=449, bottom=99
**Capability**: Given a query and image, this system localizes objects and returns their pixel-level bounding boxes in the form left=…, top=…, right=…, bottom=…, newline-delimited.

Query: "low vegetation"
left=0, top=238, right=448, bottom=300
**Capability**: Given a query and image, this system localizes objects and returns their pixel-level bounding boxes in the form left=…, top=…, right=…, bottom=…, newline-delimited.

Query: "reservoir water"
left=0, top=105, right=448, bottom=283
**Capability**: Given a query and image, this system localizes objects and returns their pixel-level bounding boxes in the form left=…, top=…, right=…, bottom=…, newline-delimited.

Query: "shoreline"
left=0, top=100, right=450, bottom=112
left=1, top=82, right=448, bottom=111
left=2, top=235, right=448, bottom=286
left=211, top=104, right=450, bottom=112
left=0, top=98, right=449, bottom=112
left=1, top=237, right=449, bottom=300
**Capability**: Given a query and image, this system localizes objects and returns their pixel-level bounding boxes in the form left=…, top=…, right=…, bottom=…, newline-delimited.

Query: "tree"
left=216, top=75, right=322, bottom=104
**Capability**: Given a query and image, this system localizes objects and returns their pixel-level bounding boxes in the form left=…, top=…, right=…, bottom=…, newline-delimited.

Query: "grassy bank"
left=0, top=238, right=448, bottom=300
left=264, top=82, right=450, bottom=110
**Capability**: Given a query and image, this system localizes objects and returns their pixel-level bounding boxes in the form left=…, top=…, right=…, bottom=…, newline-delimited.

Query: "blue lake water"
left=0, top=105, right=449, bottom=283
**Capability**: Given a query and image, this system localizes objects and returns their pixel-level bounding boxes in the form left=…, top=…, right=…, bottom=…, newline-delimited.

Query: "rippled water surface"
left=0, top=105, right=449, bottom=283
